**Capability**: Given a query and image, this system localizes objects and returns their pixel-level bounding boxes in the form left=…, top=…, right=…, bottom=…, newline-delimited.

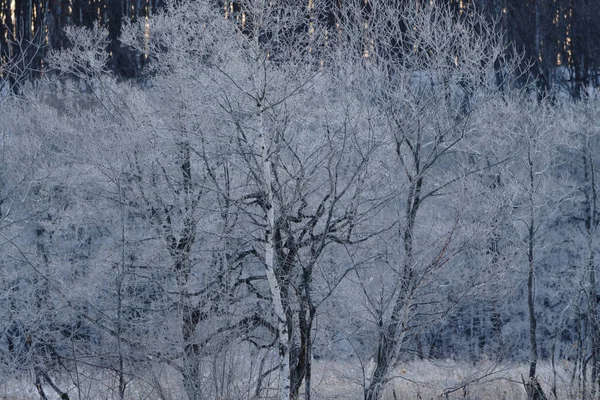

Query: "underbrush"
left=0, top=359, right=588, bottom=399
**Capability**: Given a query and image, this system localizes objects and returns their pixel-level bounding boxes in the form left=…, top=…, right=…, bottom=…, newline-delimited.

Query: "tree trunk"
left=526, top=147, right=546, bottom=400
left=165, top=141, right=203, bottom=400
left=181, top=302, right=202, bottom=400
left=583, top=145, right=600, bottom=399
left=259, top=101, right=291, bottom=400
left=524, top=375, right=549, bottom=400
left=289, top=279, right=316, bottom=400
left=527, top=202, right=538, bottom=383
left=364, top=175, right=422, bottom=400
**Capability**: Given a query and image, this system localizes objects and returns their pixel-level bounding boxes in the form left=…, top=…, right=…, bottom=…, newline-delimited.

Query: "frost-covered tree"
left=330, top=1, right=523, bottom=399
left=8, top=1, right=600, bottom=400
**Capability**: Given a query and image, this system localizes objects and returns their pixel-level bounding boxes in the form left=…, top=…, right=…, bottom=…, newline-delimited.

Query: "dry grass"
left=0, top=359, right=584, bottom=399
left=310, top=359, right=578, bottom=400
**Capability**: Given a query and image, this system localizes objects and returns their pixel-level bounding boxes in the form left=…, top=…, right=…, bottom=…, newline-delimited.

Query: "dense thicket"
left=1, top=1, right=600, bottom=400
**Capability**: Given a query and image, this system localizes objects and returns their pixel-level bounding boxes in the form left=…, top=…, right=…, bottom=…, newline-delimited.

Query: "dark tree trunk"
left=525, top=144, right=547, bottom=400
left=364, top=174, right=422, bottom=400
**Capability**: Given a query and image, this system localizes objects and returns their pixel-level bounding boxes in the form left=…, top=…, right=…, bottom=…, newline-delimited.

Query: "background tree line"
left=1, top=0, right=600, bottom=97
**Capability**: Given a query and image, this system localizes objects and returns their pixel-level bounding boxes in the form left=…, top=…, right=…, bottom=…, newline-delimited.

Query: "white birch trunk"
left=259, top=102, right=291, bottom=400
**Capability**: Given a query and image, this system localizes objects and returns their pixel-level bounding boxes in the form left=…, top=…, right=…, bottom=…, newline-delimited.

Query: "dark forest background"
left=1, top=0, right=600, bottom=96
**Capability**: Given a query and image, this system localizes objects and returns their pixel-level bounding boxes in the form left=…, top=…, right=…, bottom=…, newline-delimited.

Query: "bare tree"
left=498, top=96, right=561, bottom=400
left=122, top=2, right=392, bottom=399
left=331, top=2, right=520, bottom=399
